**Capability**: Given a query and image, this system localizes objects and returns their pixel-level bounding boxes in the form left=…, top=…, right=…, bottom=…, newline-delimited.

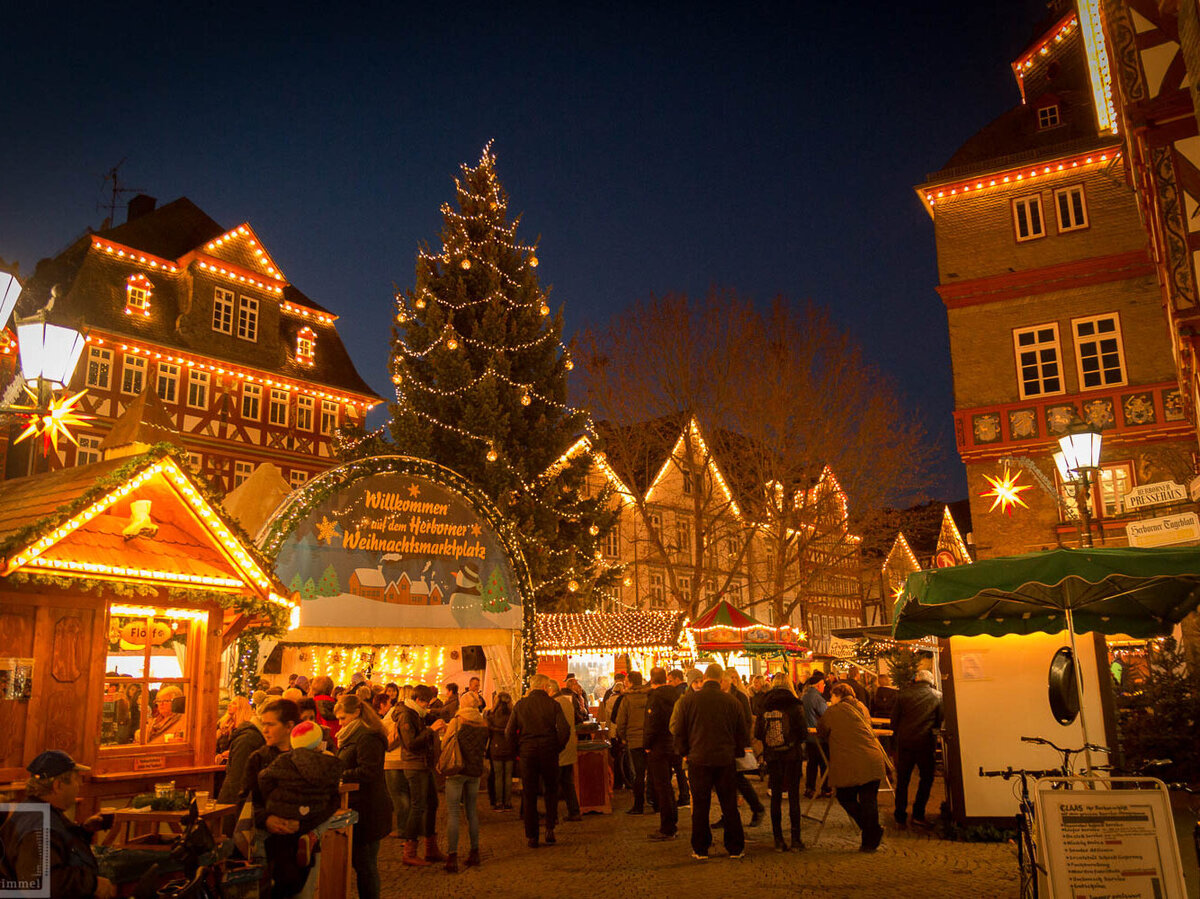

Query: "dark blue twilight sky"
left=1, top=1, right=1052, bottom=499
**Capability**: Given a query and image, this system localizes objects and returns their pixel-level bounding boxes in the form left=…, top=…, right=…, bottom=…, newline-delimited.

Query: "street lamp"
left=1054, top=423, right=1104, bottom=548
left=1, top=280, right=88, bottom=460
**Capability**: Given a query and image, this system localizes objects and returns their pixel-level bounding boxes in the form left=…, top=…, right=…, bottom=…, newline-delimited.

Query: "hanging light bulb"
left=589, top=524, right=600, bottom=536
left=486, top=445, right=498, bottom=463
left=520, top=393, right=532, bottom=406
left=461, top=258, right=472, bottom=270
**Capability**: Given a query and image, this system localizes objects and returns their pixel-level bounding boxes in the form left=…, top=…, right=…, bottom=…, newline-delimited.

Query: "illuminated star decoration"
left=11, top=387, right=92, bottom=455
left=407, top=483, right=420, bottom=498
left=315, top=515, right=341, bottom=545
left=980, top=466, right=1033, bottom=516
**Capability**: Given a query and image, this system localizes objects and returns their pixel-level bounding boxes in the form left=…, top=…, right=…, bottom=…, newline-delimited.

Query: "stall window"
left=101, top=608, right=196, bottom=748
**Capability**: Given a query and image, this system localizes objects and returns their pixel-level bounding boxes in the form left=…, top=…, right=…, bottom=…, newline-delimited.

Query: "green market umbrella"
left=892, top=545, right=1200, bottom=754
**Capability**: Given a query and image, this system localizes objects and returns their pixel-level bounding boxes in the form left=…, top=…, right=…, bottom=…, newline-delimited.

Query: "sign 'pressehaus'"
left=1123, top=480, right=1188, bottom=511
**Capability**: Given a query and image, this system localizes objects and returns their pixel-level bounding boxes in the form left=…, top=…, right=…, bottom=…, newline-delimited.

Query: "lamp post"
left=1, top=277, right=88, bottom=466
left=1054, top=423, right=1104, bottom=548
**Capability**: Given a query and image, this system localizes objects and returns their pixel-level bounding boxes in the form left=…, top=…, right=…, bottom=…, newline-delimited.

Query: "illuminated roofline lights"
left=197, top=258, right=283, bottom=295
left=204, top=224, right=286, bottom=282
left=26, top=556, right=243, bottom=589
left=1011, top=12, right=1078, bottom=101
left=84, top=332, right=378, bottom=410
left=921, top=149, right=1119, bottom=207
left=110, top=604, right=209, bottom=622
left=282, top=302, right=337, bottom=325
left=1078, top=0, right=1118, bottom=135
left=92, top=238, right=179, bottom=273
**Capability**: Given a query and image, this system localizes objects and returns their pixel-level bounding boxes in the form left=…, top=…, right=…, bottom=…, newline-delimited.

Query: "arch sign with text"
left=260, top=456, right=532, bottom=633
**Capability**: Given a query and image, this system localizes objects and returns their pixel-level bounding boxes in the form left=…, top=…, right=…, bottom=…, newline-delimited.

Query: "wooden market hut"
left=535, top=610, right=687, bottom=697
left=0, top=444, right=294, bottom=816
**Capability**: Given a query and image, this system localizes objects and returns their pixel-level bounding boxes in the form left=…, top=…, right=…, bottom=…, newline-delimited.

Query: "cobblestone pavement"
left=371, top=777, right=1020, bottom=898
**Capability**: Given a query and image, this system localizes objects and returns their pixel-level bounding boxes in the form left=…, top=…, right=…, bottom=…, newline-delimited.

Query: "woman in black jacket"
left=335, top=694, right=393, bottom=899
left=754, top=674, right=807, bottom=852
left=485, top=693, right=516, bottom=810
left=217, top=699, right=265, bottom=807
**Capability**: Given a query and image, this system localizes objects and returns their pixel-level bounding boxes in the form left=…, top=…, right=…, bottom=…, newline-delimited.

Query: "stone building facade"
left=918, top=5, right=1199, bottom=558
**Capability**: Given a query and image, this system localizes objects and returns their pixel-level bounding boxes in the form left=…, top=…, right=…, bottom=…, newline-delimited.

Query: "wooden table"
left=100, top=802, right=238, bottom=848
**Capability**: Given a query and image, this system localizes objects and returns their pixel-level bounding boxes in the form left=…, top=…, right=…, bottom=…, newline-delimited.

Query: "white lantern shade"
left=16, top=319, right=86, bottom=388
left=0, top=272, right=20, bottom=330
left=1053, top=450, right=1074, bottom=482
left=1057, top=427, right=1103, bottom=475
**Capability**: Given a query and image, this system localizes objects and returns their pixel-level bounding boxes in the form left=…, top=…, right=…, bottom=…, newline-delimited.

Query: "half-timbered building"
left=917, top=2, right=1200, bottom=559
left=3, top=196, right=382, bottom=491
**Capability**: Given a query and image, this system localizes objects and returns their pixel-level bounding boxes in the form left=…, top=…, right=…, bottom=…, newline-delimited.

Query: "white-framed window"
left=1012, top=195, right=1046, bottom=241
left=296, top=396, right=314, bottom=430
left=237, top=297, right=259, bottom=342
left=675, top=518, right=691, bottom=556
left=156, top=363, right=179, bottom=403
left=1038, top=104, right=1060, bottom=129
left=681, top=464, right=694, bottom=495
left=601, top=526, right=619, bottom=558
left=1099, top=462, right=1134, bottom=517
left=1055, top=185, right=1088, bottom=232
left=1073, top=314, right=1126, bottom=389
left=269, top=389, right=289, bottom=426
left=86, top=347, right=113, bottom=389
left=289, top=469, right=309, bottom=489
left=233, top=460, right=254, bottom=488
left=187, top=370, right=210, bottom=410
left=677, top=576, right=691, bottom=604
left=76, top=435, right=101, bottom=466
left=212, top=288, right=234, bottom=335
left=296, top=327, right=315, bottom=365
left=241, top=383, right=262, bottom=421
left=648, top=571, right=666, bottom=609
left=320, top=400, right=338, bottom=436
left=1013, top=323, right=1063, bottom=399
left=126, top=286, right=150, bottom=314
left=121, top=354, right=146, bottom=396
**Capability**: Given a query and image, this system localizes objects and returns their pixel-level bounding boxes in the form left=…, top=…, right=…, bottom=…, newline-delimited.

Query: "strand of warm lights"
left=27, top=556, right=243, bottom=588
left=110, top=604, right=209, bottom=622
left=204, top=225, right=286, bottom=282
left=196, top=259, right=283, bottom=295
left=281, top=302, right=336, bottom=325
left=1013, top=13, right=1077, bottom=77
left=1078, top=0, right=1117, bottom=135
left=92, top=238, right=179, bottom=272
left=923, top=150, right=1119, bottom=208
left=124, top=274, right=154, bottom=317
left=85, top=333, right=376, bottom=410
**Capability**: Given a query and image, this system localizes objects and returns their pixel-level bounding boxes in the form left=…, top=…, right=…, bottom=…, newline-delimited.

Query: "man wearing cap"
left=0, top=750, right=116, bottom=898
left=890, top=670, right=943, bottom=828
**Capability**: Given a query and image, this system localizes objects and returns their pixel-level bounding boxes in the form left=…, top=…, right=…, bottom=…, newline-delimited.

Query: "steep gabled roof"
left=100, top=198, right=224, bottom=261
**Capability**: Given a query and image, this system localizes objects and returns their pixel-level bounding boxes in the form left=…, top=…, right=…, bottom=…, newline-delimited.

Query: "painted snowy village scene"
left=274, top=472, right=524, bottom=631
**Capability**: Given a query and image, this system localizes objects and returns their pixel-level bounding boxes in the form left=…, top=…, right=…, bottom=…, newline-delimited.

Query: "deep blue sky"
left=1, top=1, right=1051, bottom=500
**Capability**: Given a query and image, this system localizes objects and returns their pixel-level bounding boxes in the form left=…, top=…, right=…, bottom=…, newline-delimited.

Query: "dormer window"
left=296, top=327, right=316, bottom=365
left=125, top=274, right=153, bottom=317
left=1037, top=103, right=1060, bottom=130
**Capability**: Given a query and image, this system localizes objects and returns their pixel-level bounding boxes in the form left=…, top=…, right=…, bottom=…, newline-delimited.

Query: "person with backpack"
left=643, top=667, right=683, bottom=841
left=754, top=673, right=806, bottom=852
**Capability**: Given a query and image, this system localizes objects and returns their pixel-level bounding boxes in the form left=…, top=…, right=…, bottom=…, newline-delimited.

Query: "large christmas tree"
left=389, top=144, right=619, bottom=612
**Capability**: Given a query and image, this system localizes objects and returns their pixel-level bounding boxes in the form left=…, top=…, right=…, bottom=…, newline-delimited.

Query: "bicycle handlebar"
left=1020, top=735, right=1111, bottom=755
left=978, top=766, right=1065, bottom=780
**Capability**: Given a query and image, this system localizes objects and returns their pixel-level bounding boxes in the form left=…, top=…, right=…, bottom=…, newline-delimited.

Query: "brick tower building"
left=3, top=197, right=382, bottom=492
left=917, top=5, right=1199, bottom=558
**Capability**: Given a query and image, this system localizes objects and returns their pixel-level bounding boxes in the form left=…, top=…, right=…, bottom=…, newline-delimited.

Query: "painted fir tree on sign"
left=388, top=143, right=620, bottom=612
left=482, top=564, right=511, bottom=613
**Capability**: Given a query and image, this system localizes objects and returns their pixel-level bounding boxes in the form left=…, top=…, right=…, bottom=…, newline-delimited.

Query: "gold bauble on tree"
left=460, top=258, right=471, bottom=270
left=539, top=303, right=550, bottom=316
left=529, top=256, right=539, bottom=268
left=520, top=393, right=532, bottom=406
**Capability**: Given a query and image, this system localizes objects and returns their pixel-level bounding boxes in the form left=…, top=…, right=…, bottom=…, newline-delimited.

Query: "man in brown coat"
left=616, top=671, right=653, bottom=814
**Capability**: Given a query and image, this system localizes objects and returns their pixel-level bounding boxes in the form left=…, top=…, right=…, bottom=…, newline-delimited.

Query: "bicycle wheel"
left=1015, top=813, right=1038, bottom=899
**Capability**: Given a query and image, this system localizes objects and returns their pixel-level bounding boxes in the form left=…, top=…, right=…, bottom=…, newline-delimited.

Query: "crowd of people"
left=0, top=661, right=942, bottom=898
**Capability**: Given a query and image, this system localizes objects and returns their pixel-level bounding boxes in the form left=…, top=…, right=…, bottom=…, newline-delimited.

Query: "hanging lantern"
left=486, top=446, right=498, bottom=463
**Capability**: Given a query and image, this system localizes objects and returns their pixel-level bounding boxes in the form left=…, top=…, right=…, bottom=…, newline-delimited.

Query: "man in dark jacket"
left=643, top=667, right=683, bottom=840
left=844, top=667, right=870, bottom=704
left=0, top=751, right=115, bottom=899
left=506, top=674, right=571, bottom=848
left=890, top=670, right=943, bottom=827
left=616, top=671, right=653, bottom=814
left=801, top=672, right=830, bottom=798
left=671, top=663, right=748, bottom=859
left=755, top=675, right=806, bottom=851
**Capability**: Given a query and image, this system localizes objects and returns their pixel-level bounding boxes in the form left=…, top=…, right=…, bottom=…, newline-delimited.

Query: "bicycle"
left=979, top=765, right=1061, bottom=899
left=1018, top=735, right=1110, bottom=780
left=1166, top=782, right=1200, bottom=874
left=131, top=799, right=236, bottom=899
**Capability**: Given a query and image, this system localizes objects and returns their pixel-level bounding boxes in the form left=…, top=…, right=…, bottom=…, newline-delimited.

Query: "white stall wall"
left=950, top=631, right=1110, bottom=819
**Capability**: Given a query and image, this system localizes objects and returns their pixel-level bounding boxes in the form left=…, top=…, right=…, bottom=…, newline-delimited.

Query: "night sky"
left=2, top=1, right=1053, bottom=500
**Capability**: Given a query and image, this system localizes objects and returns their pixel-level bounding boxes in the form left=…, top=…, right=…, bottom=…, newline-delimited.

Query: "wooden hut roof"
left=536, top=610, right=684, bottom=653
